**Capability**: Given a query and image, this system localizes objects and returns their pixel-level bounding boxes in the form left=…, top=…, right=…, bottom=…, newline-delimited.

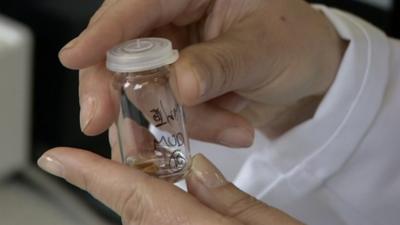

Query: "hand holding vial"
left=38, top=0, right=348, bottom=224
left=38, top=149, right=304, bottom=225
left=59, top=0, right=347, bottom=144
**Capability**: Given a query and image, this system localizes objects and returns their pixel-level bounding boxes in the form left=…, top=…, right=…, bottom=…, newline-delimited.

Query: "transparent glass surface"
left=113, top=66, right=190, bottom=182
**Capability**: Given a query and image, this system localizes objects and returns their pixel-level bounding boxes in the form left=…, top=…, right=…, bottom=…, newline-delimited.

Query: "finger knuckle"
left=80, top=168, right=93, bottom=191
left=208, top=45, right=240, bottom=92
left=224, top=185, right=265, bottom=219
left=189, top=49, right=213, bottom=83
left=89, top=0, right=119, bottom=26
left=120, top=184, right=148, bottom=225
left=79, top=159, right=103, bottom=194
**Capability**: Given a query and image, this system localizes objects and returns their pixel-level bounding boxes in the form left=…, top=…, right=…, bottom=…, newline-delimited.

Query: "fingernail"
left=191, top=154, right=226, bottom=188
left=108, top=124, right=118, bottom=149
left=217, top=127, right=254, bottom=148
left=80, top=96, right=96, bottom=132
left=59, top=37, right=78, bottom=55
left=178, top=67, right=207, bottom=100
left=37, top=154, right=64, bottom=177
left=233, top=99, right=250, bottom=113
left=197, top=75, right=207, bottom=97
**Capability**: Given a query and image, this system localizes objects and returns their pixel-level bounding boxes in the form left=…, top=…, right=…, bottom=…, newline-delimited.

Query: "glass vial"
left=106, top=38, right=190, bottom=182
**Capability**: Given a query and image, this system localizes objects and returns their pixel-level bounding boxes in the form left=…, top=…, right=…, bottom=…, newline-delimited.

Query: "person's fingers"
left=186, top=154, right=304, bottom=225
left=79, top=64, right=118, bottom=135
left=37, top=148, right=238, bottom=225
left=89, top=70, right=254, bottom=150
left=172, top=0, right=210, bottom=26
left=59, top=0, right=204, bottom=69
left=185, top=103, right=254, bottom=148
left=170, top=33, right=267, bottom=106
left=208, top=93, right=249, bottom=113
left=87, top=0, right=120, bottom=27
left=238, top=95, right=325, bottom=139
left=149, top=24, right=192, bottom=50
left=108, top=105, right=253, bottom=157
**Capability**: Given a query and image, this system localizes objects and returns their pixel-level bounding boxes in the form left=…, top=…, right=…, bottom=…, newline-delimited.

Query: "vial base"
left=128, top=160, right=188, bottom=183
left=125, top=145, right=190, bottom=183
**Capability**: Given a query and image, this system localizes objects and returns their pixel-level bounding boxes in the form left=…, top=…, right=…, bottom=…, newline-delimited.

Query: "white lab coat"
left=189, top=6, right=400, bottom=225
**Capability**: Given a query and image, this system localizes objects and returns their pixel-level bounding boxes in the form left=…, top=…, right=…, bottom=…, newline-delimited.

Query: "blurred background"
left=0, top=0, right=398, bottom=224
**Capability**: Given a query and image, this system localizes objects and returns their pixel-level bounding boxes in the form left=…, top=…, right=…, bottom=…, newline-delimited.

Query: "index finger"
left=59, top=0, right=193, bottom=69
left=38, top=147, right=237, bottom=225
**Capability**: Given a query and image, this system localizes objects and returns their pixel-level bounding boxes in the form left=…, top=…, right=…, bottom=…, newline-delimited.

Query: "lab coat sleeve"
left=232, top=5, right=400, bottom=225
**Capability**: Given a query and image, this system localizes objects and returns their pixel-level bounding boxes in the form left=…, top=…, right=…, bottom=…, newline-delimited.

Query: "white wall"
left=0, top=15, right=32, bottom=179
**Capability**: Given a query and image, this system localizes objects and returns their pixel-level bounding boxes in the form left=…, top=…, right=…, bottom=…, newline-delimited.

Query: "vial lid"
left=106, top=38, right=179, bottom=73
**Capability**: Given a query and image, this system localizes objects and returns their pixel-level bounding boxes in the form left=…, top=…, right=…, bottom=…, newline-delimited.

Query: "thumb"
left=186, top=154, right=304, bottom=225
left=171, top=35, right=260, bottom=106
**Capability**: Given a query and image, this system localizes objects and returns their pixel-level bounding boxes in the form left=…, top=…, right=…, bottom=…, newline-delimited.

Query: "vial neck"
left=119, top=66, right=169, bottom=77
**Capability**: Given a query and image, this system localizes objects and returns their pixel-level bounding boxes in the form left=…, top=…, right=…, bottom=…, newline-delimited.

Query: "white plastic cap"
left=106, top=38, right=179, bottom=73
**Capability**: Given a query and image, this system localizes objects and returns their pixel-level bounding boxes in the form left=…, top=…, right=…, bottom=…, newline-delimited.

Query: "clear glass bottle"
left=106, top=38, right=190, bottom=182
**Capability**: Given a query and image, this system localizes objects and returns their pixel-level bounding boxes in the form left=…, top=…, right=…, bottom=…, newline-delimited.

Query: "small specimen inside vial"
left=126, top=145, right=188, bottom=182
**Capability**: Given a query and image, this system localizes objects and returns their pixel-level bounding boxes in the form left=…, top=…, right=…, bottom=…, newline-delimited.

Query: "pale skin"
left=38, top=0, right=347, bottom=224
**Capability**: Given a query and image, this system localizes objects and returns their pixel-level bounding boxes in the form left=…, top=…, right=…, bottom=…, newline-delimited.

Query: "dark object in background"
left=392, top=0, right=400, bottom=37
